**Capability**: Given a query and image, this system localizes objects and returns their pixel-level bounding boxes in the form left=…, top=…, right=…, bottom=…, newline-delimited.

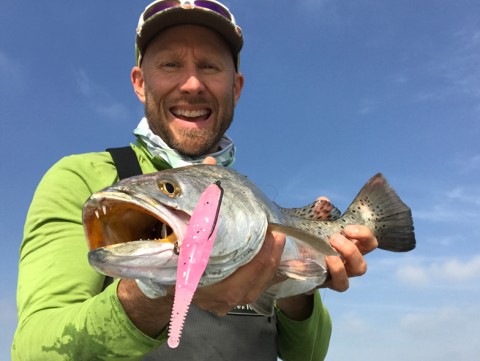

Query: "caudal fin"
left=345, top=173, right=416, bottom=252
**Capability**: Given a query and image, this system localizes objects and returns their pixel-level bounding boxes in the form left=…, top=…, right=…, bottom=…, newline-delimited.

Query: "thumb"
left=202, top=156, right=217, bottom=165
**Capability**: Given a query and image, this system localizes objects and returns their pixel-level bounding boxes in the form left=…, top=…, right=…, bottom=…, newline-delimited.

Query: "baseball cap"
left=135, top=0, right=243, bottom=69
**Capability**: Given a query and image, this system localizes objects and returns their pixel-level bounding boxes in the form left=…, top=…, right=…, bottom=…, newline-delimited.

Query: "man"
left=13, top=1, right=377, bottom=360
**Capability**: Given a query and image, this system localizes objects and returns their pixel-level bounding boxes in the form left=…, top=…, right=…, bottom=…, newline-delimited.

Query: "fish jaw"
left=83, top=189, right=189, bottom=281
left=88, top=241, right=179, bottom=283
left=83, top=189, right=189, bottom=250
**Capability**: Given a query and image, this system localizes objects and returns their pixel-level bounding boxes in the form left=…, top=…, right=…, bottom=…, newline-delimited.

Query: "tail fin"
left=345, top=174, right=416, bottom=252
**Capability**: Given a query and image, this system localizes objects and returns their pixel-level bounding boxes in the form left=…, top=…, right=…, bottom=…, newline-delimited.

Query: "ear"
left=131, top=66, right=146, bottom=104
left=233, top=72, right=244, bottom=106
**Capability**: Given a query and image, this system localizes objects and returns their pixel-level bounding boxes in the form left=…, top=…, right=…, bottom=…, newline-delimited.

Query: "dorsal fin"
left=277, top=197, right=341, bottom=221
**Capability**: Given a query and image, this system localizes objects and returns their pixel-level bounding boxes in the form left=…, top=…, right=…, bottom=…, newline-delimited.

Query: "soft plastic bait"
left=168, top=181, right=223, bottom=348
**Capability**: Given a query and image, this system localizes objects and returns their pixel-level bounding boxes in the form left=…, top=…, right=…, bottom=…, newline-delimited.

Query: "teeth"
left=161, top=224, right=168, bottom=239
left=95, top=206, right=107, bottom=219
left=172, top=108, right=209, bottom=118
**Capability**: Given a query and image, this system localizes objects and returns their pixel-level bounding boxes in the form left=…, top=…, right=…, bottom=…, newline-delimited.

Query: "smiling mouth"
left=171, top=107, right=212, bottom=122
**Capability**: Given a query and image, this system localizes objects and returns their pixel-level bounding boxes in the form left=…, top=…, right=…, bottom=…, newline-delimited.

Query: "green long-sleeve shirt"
left=13, top=140, right=331, bottom=360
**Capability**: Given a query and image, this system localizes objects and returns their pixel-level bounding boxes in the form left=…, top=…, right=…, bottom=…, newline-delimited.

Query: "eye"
left=164, top=62, right=178, bottom=68
left=159, top=181, right=181, bottom=198
left=159, top=61, right=182, bottom=72
left=200, top=63, right=220, bottom=73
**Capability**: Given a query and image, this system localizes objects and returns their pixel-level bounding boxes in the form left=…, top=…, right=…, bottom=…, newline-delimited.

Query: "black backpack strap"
left=106, top=146, right=143, bottom=180
left=101, top=146, right=143, bottom=291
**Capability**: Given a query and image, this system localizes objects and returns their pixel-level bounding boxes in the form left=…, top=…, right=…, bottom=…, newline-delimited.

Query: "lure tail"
left=167, top=181, right=223, bottom=348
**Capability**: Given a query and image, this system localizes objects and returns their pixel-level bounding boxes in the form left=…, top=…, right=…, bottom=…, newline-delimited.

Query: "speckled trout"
left=83, top=165, right=416, bottom=315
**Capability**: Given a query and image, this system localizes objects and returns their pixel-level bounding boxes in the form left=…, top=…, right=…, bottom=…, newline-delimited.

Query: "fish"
left=83, top=164, right=416, bottom=315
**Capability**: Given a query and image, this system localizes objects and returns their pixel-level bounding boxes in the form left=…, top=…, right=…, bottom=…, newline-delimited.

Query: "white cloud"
left=446, top=185, right=480, bottom=207
left=358, top=98, right=378, bottom=115
left=390, top=72, right=408, bottom=85
left=73, top=68, right=130, bottom=122
left=414, top=202, right=480, bottom=224
left=396, top=305, right=480, bottom=361
left=329, top=302, right=480, bottom=361
left=457, top=154, right=480, bottom=174
left=334, top=310, right=371, bottom=336
left=395, top=255, right=480, bottom=287
left=415, top=25, right=480, bottom=105
left=75, top=68, right=93, bottom=97
left=412, top=182, right=480, bottom=226
left=94, top=103, right=130, bottom=120
left=0, top=51, right=27, bottom=95
left=396, top=264, right=430, bottom=286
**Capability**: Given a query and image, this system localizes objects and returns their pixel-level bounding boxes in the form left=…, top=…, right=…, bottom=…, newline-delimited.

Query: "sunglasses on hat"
left=143, top=0, right=235, bottom=23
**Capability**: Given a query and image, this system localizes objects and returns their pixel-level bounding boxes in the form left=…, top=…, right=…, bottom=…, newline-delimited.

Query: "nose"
left=179, top=70, right=205, bottom=95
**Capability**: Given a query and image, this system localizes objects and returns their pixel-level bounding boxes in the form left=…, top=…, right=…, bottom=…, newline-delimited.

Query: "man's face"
left=132, top=25, right=244, bottom=157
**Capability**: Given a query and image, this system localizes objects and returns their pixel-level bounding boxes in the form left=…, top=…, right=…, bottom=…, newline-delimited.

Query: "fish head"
left=83, top=164, right=270, bottom=286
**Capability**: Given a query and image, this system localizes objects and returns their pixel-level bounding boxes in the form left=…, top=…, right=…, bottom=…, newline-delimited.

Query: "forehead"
left=144, top=24, right=233, bottom=59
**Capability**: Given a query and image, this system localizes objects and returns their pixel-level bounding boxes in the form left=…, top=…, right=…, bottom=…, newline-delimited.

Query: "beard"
left=144, top=91, right=234, bottom=158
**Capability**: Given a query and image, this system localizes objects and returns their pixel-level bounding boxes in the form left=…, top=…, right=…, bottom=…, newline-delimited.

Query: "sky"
left=1, top=0, right=480, bottom=360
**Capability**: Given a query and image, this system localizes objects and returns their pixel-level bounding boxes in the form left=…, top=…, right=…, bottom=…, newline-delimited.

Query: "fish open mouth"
left=83, top=191, right=189, bottom=251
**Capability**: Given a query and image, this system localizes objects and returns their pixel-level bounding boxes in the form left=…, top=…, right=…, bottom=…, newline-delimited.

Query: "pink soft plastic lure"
left=167, top=181, right=223, bottom=348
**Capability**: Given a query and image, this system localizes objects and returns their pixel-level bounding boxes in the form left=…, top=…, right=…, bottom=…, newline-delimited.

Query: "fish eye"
left=159, top=181, right=181, bottom=198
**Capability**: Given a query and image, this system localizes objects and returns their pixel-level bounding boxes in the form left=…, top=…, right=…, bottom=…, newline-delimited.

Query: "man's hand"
left=192, top=230, right=286, bottom=316
left=117, top=278, right=174, bottom=337
left=323, top=225, right=378, bottom=292
left=276, top=226, right=378, bottom=320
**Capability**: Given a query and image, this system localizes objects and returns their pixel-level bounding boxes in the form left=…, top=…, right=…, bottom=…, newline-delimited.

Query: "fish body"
left=83, top=165, right=415, bottom=315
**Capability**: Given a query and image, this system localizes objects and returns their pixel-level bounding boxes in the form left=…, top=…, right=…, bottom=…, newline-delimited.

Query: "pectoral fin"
left=278, top=259, right=327, bottom=279
left=250, top=292, right=276, bottom=316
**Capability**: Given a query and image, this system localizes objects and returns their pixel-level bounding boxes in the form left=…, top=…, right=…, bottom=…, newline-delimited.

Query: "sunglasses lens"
left=194, top=0, right=232, bottom=21
left=144, top=0, right=180, bottom=21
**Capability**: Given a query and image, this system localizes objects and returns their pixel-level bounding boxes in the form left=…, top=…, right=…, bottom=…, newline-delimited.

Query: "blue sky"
left=1, top=1, right=480, bottom=360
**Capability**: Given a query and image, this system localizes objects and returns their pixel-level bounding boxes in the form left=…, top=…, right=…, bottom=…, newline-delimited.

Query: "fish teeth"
left=94, top=206, right=107, bottom=219
left=161, top=223, right=168, bottom=239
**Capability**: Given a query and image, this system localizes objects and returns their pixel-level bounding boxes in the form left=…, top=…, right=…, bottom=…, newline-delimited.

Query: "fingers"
left=323, top=226, right=377, bottom=292
left=330, top=233, right=367, bottom=277
left=322, top=234, right=363, bottom=292
left=193, top=231, right=285, bottom=315
left=343, top=225, right=378, bottom=255
left=323, top=255, right=349, bottom=292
